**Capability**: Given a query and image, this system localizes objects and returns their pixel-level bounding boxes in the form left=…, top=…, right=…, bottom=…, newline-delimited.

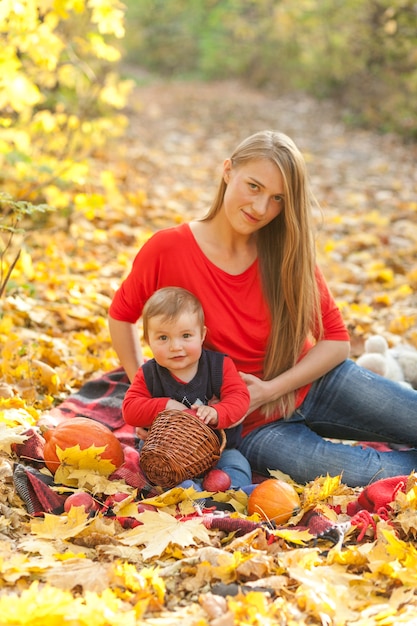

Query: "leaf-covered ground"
left=1, top=77, right=417, bottom=625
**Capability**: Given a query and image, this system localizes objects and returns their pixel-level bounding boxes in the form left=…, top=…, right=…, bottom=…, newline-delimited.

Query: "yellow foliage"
left=228, top=590, right=280, bottom=625
left=112, top=562, right=165, bottom=605
left=389, top=315, right=416, bottom=334
left=0, top=581, right=137, bottom=626
left=0, top=0, right=132, bottom=219
left=301, top=474, right=344, bottom=510
left=54, top=443, right=119, bottom=485
left=101, top=73, right=136, bottom=109
left=89, top=0, right=126, bottom=38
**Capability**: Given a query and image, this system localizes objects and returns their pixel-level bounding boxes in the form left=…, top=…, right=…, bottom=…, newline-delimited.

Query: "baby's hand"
left=191, top=404, right=218, bottom=426
left=166, top=398, right=188, bottom=411
left=135, top=427, right=148, bottom=441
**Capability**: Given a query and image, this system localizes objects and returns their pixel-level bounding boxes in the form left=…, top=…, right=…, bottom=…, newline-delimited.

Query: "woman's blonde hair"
left=142, top=287, right=205, bottom=343
left=202, top=130, right=323, bottom=418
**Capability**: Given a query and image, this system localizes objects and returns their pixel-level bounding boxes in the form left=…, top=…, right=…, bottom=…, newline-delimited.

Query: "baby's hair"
left=142, top=286, right=205, bottom=342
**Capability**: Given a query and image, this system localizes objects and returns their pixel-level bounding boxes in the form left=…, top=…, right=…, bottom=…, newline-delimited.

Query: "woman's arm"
left=108, top=316, right=144, bottom=382
left=240, top=339, right=350, bottom=414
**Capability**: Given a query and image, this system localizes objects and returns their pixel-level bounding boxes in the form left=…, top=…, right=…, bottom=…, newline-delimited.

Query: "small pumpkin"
left=43, top=417, right=124, bottom=476
left=247, top=478, right=300, bottom=523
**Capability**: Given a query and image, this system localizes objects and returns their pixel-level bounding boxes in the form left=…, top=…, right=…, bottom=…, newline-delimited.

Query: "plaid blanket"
left=11, top=368, right=409, bottom=542
left=47, top=367, right=134, bottom=441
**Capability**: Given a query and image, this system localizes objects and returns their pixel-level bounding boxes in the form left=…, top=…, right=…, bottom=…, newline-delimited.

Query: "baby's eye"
left=183, top=333, right=192, bottom=339
left=158, top=335, right=168, bottom=341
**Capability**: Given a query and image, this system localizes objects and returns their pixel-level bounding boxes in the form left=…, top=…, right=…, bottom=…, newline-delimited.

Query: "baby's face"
left=147, top=311, right=206, bottom=379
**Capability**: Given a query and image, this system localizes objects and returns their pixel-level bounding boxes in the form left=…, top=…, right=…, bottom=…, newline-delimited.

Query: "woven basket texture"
left=139, top=409, right=226, bottom=489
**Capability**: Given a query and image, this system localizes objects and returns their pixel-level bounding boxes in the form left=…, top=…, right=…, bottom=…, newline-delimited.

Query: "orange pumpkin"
left=247, top=478, right=300, bottom=523
left=43, top=417, right=124, bottom=476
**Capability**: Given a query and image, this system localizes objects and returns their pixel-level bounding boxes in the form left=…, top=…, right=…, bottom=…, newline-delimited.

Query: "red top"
left=122, top=354, right=250, bottom=430
left=109, top=223, right=350, bottom=435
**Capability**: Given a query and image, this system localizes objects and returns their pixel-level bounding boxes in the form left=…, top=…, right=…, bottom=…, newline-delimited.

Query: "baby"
left=122, top=286, right=252, bottom=489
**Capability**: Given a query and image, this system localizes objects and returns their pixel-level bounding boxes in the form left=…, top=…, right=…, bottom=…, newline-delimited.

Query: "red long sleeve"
left=122, top=368, right=167, bottom=427
left=213, top=356, right=250, bottom=429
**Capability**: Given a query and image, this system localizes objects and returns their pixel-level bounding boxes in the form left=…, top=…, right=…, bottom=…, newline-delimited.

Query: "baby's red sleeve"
left=122, top=367, right=168, bottom=427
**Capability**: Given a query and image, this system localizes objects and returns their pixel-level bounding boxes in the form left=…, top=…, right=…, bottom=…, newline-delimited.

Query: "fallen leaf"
left=30, top=507, right=92, bottom=540
left=118, top=509, right=211, bottom=559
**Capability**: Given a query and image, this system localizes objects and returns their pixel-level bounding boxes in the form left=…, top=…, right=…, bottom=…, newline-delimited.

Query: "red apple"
left=64, top=491, right=100, bottom=513
left=103, top=492, right=130, bottom=510
left=202, top=469, right=232, bottom=492
left=137, top=502, right=157, bottom=513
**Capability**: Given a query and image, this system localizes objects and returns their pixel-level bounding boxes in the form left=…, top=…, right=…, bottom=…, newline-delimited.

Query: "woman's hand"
left=239, top=372, right=271, bottom=413
left=240, top=340, right=350, bottom=415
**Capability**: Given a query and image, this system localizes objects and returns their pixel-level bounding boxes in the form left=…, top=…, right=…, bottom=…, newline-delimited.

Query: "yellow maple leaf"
left=212, top=549, right=252, bottom=584
left=206, top=489, right=248, bottom=514
left=228, top=590, right=280, bottom=623
left=380, top=527, right=417, bottom=565
left=53, top=443, right=118, bottom=486
left=117, top=509, right=211, bottom=559
left=30, top=507, right=92, bottom=540
left=111, top=562, right=165, bottom=616
left=142, top=485, right=200, bottom=508
left=291, top=564, right=362, bottom=623
left=57, top=469, right=128, bottom=494
left=329, top=544, right=371, bottom=567
left=302, top=474, right=343, bottom=509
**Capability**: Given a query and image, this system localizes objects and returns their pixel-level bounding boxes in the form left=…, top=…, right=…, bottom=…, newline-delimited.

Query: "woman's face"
left=222, top=158, right=285, bottom=235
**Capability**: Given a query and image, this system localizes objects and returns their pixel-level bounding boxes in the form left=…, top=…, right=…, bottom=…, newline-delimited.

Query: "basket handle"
left=218, top=429, right=226, bottom=454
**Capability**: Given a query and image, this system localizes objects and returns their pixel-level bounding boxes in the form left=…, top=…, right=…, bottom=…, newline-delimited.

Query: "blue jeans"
left=239, top=359, right=417, bottom=487
left=215, top=448, right=252, bottom=489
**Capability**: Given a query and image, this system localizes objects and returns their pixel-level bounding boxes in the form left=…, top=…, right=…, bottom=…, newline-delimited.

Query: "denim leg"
left=215, top=448, right=253, bottom=488
left=303, top=359, right=417, bottom=444
left=239, top=360, right=417, bottom=487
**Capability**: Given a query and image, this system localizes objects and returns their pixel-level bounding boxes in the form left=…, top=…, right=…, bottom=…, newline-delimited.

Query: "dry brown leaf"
left=44, top=559, right=112, bottom=592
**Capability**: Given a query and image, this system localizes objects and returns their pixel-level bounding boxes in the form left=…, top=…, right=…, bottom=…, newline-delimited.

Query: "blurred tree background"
left=1, top=0, right=416, bottom=301
left=122, top=0, right=417, bottom=139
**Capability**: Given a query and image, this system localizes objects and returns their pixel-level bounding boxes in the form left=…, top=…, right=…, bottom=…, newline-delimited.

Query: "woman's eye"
left=274, top=195, right=284, bottom=203
left=248, top=182, right=259, bottom=191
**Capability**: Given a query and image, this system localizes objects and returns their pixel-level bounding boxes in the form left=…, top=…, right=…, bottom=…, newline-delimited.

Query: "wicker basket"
left=139, top=409, right=226, bottom=489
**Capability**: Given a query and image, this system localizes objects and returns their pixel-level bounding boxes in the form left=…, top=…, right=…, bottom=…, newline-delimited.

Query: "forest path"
left=122, top=76, right=416, bottom=218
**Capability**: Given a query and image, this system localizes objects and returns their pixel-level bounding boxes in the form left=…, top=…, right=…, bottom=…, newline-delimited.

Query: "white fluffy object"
left=356, top=335, right=417, bottom=388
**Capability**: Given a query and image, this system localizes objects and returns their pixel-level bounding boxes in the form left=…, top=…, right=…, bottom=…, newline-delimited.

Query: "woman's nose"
left=253, top=195, right=268, bottom=215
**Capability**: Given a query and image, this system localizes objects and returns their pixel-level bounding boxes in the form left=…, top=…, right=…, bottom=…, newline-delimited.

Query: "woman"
left=109, top=130, right=417, bottom=487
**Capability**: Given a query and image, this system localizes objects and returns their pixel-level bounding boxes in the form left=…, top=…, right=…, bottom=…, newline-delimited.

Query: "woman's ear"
left=223, top=159, right=232, bottom=184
